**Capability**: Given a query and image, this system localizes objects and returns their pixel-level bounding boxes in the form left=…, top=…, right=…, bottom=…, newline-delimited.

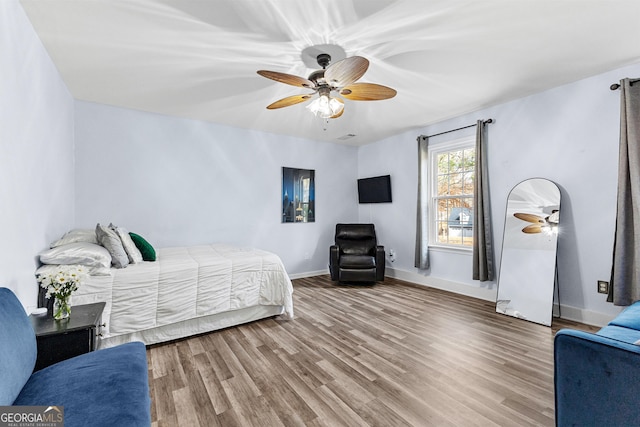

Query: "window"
left=430, top=137, right=475, bottom=248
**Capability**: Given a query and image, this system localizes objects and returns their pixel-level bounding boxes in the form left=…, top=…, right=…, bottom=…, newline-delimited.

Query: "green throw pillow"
left=129, top=232, right=156, bottom=261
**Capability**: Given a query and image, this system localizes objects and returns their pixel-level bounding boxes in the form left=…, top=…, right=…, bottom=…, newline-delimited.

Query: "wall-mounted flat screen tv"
left=358, top=175, right=392, bottom=203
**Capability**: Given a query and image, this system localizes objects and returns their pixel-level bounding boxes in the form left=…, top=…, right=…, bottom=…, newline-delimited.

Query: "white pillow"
left=50, top=229, right=98, bottom=248
left=39, top=242, right=112, bottom=269
left=114, top=226, right=143, bottom=263
left=35, top=263, right=112, bottom=277
left=95, top=223, right=129, bottom=269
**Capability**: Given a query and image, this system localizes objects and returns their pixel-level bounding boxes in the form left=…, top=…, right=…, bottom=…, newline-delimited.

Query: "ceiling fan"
left=514, top=210, right=559, bottom=234
left=257, top=53, right=396, bottom=119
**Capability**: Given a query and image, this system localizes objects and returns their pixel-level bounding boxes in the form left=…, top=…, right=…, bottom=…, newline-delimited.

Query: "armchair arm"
left=329, top=245, right=340, bottom=280
left=375, top=245, right=385, bottom=281
left=554, top=329, right=640, bottom=426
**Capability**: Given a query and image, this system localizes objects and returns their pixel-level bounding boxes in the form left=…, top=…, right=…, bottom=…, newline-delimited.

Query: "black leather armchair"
left=329, top=223, right=385, bottom=283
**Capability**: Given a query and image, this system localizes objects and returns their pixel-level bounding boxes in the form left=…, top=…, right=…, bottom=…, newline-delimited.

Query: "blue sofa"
left=0, top=288, right=151, bottom=426
left=555, top=302, right=640, bottom=426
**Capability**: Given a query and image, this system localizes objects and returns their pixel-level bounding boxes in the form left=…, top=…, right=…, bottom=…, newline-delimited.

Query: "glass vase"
left=53, top=295, right=71, bottom=320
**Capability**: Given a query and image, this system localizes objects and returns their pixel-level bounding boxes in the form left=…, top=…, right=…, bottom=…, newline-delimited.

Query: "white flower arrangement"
left=37, top=265, right=88, bottom=301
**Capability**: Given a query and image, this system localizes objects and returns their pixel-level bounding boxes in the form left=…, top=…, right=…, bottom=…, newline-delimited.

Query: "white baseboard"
left=289, top=267, right=615, bottom=327
left=288, top=270, right=328, bottom=280
left=554, top=303, right=617, bottom=327
left=385, top=267, right=498, bottom=302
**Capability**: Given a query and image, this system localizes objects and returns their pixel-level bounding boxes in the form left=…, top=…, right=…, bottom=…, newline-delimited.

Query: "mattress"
left=70, top=244, right=294, bottom=345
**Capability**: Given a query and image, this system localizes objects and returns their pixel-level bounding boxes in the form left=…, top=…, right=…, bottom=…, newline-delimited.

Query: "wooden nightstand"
left=29, top=302, right=106, bottom=371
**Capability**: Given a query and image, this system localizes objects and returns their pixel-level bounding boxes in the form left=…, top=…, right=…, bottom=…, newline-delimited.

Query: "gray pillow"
left=112, top=225, right=143, bottom=263
left=95, top=223, right=129, bottom=268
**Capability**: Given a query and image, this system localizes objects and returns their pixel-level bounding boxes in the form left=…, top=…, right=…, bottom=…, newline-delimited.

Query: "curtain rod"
left=610, top=78, right=640, bottom=90
left=422, top=118, right=493, bottom=139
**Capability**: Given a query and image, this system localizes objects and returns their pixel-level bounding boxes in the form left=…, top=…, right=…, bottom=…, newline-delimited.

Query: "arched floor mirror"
left=496, top=178, right=560, bottom=326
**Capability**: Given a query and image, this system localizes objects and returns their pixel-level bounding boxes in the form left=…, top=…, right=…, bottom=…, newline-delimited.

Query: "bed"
left=36, top=229, right=294, bottom=348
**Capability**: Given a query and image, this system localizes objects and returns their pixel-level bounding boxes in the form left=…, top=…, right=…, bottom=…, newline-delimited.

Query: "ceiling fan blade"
left=330, top=98, right=345, bottom=119
left=324, top=56, right=369, bottom=87
left=257, top=70, right=314, bottom=89
left=514, top=213, right=545, bottom=224
left=340, top=83, right=397, bottom=101
left=266, top=94, right=313, bottom=110
left=522, top=225, right=543, bottom=234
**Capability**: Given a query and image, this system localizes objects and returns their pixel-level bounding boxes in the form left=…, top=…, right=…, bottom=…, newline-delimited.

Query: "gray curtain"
left=415, top=135, right=430, bottom=269
left=472, top=120, right=494, bottom=281
left=609, top=78, right=640, bottom=305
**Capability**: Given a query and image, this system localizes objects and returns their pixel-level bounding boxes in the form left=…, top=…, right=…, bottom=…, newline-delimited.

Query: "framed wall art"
left=282, top=167, right=315, bottom=223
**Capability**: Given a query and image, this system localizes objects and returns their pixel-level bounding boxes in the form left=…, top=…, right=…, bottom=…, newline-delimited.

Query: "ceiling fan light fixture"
left=306, top=91, right=343, bottom=119
left=328, top=97, right=344, bottom=116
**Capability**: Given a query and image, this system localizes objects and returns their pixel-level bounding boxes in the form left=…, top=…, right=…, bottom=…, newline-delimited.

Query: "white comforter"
left=72, top=244, right=293, bottom=339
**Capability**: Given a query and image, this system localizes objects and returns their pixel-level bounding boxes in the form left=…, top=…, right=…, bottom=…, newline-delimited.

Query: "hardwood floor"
left=147, top=275, right=598, bottom=426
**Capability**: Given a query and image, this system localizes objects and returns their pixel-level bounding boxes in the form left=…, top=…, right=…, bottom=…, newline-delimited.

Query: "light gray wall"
left=359, top=61, right=640, bottom=325
left=5, top=0, right=639, bottom=323
left=0, top=0, right=75, bottom=309
left=74, top=101, right=359, bottom=276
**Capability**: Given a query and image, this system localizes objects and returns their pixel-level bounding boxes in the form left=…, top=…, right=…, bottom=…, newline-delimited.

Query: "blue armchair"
left=555, top=302, right=640, bottom=426
left=0, top=287, right=151, bottom=426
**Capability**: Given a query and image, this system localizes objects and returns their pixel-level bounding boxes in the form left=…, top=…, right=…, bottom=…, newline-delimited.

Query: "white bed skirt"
left=98, top=305, right=285, bottom=348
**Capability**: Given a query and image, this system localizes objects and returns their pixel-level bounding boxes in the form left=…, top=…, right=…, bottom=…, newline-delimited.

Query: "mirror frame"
left=496, top=178, right=561, bottom=326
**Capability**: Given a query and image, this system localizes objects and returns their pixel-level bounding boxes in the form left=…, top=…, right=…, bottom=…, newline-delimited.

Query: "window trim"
left=427, top=135, right=475, bottom=252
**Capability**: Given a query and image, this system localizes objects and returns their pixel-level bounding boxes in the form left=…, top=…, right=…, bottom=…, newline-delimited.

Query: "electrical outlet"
left=597, top=280, right=609, bottom=294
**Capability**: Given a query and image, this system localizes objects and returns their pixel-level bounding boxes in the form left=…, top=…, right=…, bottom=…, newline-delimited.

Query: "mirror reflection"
left=496, top=178, right=561, bottom=326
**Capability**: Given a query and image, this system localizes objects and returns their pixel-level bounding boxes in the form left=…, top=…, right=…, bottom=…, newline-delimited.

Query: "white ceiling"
left=19, top=0, right=640, bottom=146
